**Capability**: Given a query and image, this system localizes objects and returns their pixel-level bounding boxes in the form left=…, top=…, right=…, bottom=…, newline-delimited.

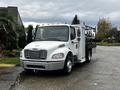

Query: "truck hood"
left=24, top=41, right=66, bottom=50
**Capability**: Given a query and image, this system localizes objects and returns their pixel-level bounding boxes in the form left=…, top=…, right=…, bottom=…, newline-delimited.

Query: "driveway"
left=11, top=46, right=120, bottom=90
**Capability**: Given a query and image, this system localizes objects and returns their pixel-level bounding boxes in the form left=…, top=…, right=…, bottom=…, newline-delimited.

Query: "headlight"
left=52, top=53, right=64, bottom=59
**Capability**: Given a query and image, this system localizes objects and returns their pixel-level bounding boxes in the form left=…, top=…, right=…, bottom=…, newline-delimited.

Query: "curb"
left=9, top=67, right=23, bottom=90
left=0, top=64, right=18, bottom=68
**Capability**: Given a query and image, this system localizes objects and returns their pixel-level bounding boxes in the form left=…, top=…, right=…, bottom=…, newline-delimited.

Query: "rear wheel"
left=63, top=54, right=73, bottom=74
left=86, top=48, right=92, bottom=63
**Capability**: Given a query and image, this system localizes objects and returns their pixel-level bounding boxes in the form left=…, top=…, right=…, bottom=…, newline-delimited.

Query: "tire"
left=86, top=49, right=92, bottom=63
left=63, top=54, right=73, bottom=74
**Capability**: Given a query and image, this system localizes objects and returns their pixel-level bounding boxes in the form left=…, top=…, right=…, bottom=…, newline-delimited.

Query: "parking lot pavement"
left=0, top=66, right=23, bottom=90
left=11, top=46, right=120, bottom=90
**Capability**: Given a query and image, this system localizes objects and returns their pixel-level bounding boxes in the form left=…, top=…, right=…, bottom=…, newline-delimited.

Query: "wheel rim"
left=67, top=60, right=72, bottom=72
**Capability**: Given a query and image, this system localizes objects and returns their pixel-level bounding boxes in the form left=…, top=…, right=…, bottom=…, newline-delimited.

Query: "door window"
left=70, top=27, right=76, bottom=40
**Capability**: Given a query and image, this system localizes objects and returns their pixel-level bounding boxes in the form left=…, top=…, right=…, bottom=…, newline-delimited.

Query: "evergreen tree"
left=27, top=25, right=33, bottom=44
left=72, top=15, right=80, bottom=25
left=16, top=25, right=26, bottom=48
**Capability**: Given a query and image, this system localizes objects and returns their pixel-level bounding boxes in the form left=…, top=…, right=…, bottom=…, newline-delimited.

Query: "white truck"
left=20, top=24, right=96, bottom=74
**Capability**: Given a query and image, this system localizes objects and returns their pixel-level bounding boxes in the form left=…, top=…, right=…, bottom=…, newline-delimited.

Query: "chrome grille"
left=24, top=50, right=47, bottom=59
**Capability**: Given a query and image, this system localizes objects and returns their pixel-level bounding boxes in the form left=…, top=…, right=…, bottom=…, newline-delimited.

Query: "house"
left=0, top=6, right=23, bottom=26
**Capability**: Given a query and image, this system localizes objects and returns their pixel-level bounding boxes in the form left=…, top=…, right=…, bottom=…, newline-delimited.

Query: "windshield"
left=35, top=26, right=69, bottom=42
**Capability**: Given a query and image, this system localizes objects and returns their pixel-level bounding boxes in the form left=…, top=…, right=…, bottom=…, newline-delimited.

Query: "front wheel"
left=63, top=55, right=73, bottom=74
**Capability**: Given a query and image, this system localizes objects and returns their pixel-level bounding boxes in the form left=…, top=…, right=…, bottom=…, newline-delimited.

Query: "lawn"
left=0, top=58, right=20, bottom=65
left=97, top=42, right=120, bottom=46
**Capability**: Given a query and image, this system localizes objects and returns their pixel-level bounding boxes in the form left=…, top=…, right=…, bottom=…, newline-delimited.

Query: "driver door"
left=70, top=27, right=78, bottom=55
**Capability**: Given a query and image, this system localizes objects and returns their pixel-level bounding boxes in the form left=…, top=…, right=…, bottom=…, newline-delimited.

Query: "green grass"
left=0, top=58, right=20, bottom=65
left=97, top=42, right=120, bottom=46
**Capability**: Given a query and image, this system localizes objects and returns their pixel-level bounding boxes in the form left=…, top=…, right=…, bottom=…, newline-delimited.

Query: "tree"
left=16, top=25, right=26, bottom=48
left=107, top=27, right=120, bottom=42
left=27, top=25, right=33, bottom=44
left=0, top=16, right=17, bottom=50
left=0, top=13, right=27, bottom=50
left=72, top=15, right=80, bottom=25
left=33, top=25, right=39, bottom=40
left=96, top=18, right=112, bottom=41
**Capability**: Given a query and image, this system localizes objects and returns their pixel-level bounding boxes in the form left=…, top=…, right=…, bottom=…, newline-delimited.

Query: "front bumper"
left=20, top=59, right=65, bottom=71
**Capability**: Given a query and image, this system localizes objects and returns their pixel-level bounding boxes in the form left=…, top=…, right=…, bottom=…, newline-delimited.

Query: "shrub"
left=2, top=50, right=20, bottom=57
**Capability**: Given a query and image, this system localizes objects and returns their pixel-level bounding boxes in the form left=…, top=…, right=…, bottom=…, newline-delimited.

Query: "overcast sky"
left=1, top=0, right=120, bottom=27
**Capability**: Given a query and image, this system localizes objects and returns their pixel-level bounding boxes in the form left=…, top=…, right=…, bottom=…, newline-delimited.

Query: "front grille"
left=24, top=50, right=47, bottom=59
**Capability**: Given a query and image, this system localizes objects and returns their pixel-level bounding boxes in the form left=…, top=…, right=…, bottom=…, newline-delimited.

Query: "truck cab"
left=20, top=24, right=96, bottom=74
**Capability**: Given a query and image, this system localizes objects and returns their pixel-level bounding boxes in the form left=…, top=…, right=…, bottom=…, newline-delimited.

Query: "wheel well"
left=65, top=52, right=74, bottom=64
left=67, top=52, right=73, bottom=57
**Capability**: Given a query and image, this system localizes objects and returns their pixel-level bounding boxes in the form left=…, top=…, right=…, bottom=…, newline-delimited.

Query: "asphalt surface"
left=11, top=46, right=120, bottom=90
left=0, top=66, right=23, bottom=90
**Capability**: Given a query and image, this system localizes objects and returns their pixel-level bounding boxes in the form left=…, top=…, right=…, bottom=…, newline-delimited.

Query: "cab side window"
left=70, top=27, right=76, bottom=40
